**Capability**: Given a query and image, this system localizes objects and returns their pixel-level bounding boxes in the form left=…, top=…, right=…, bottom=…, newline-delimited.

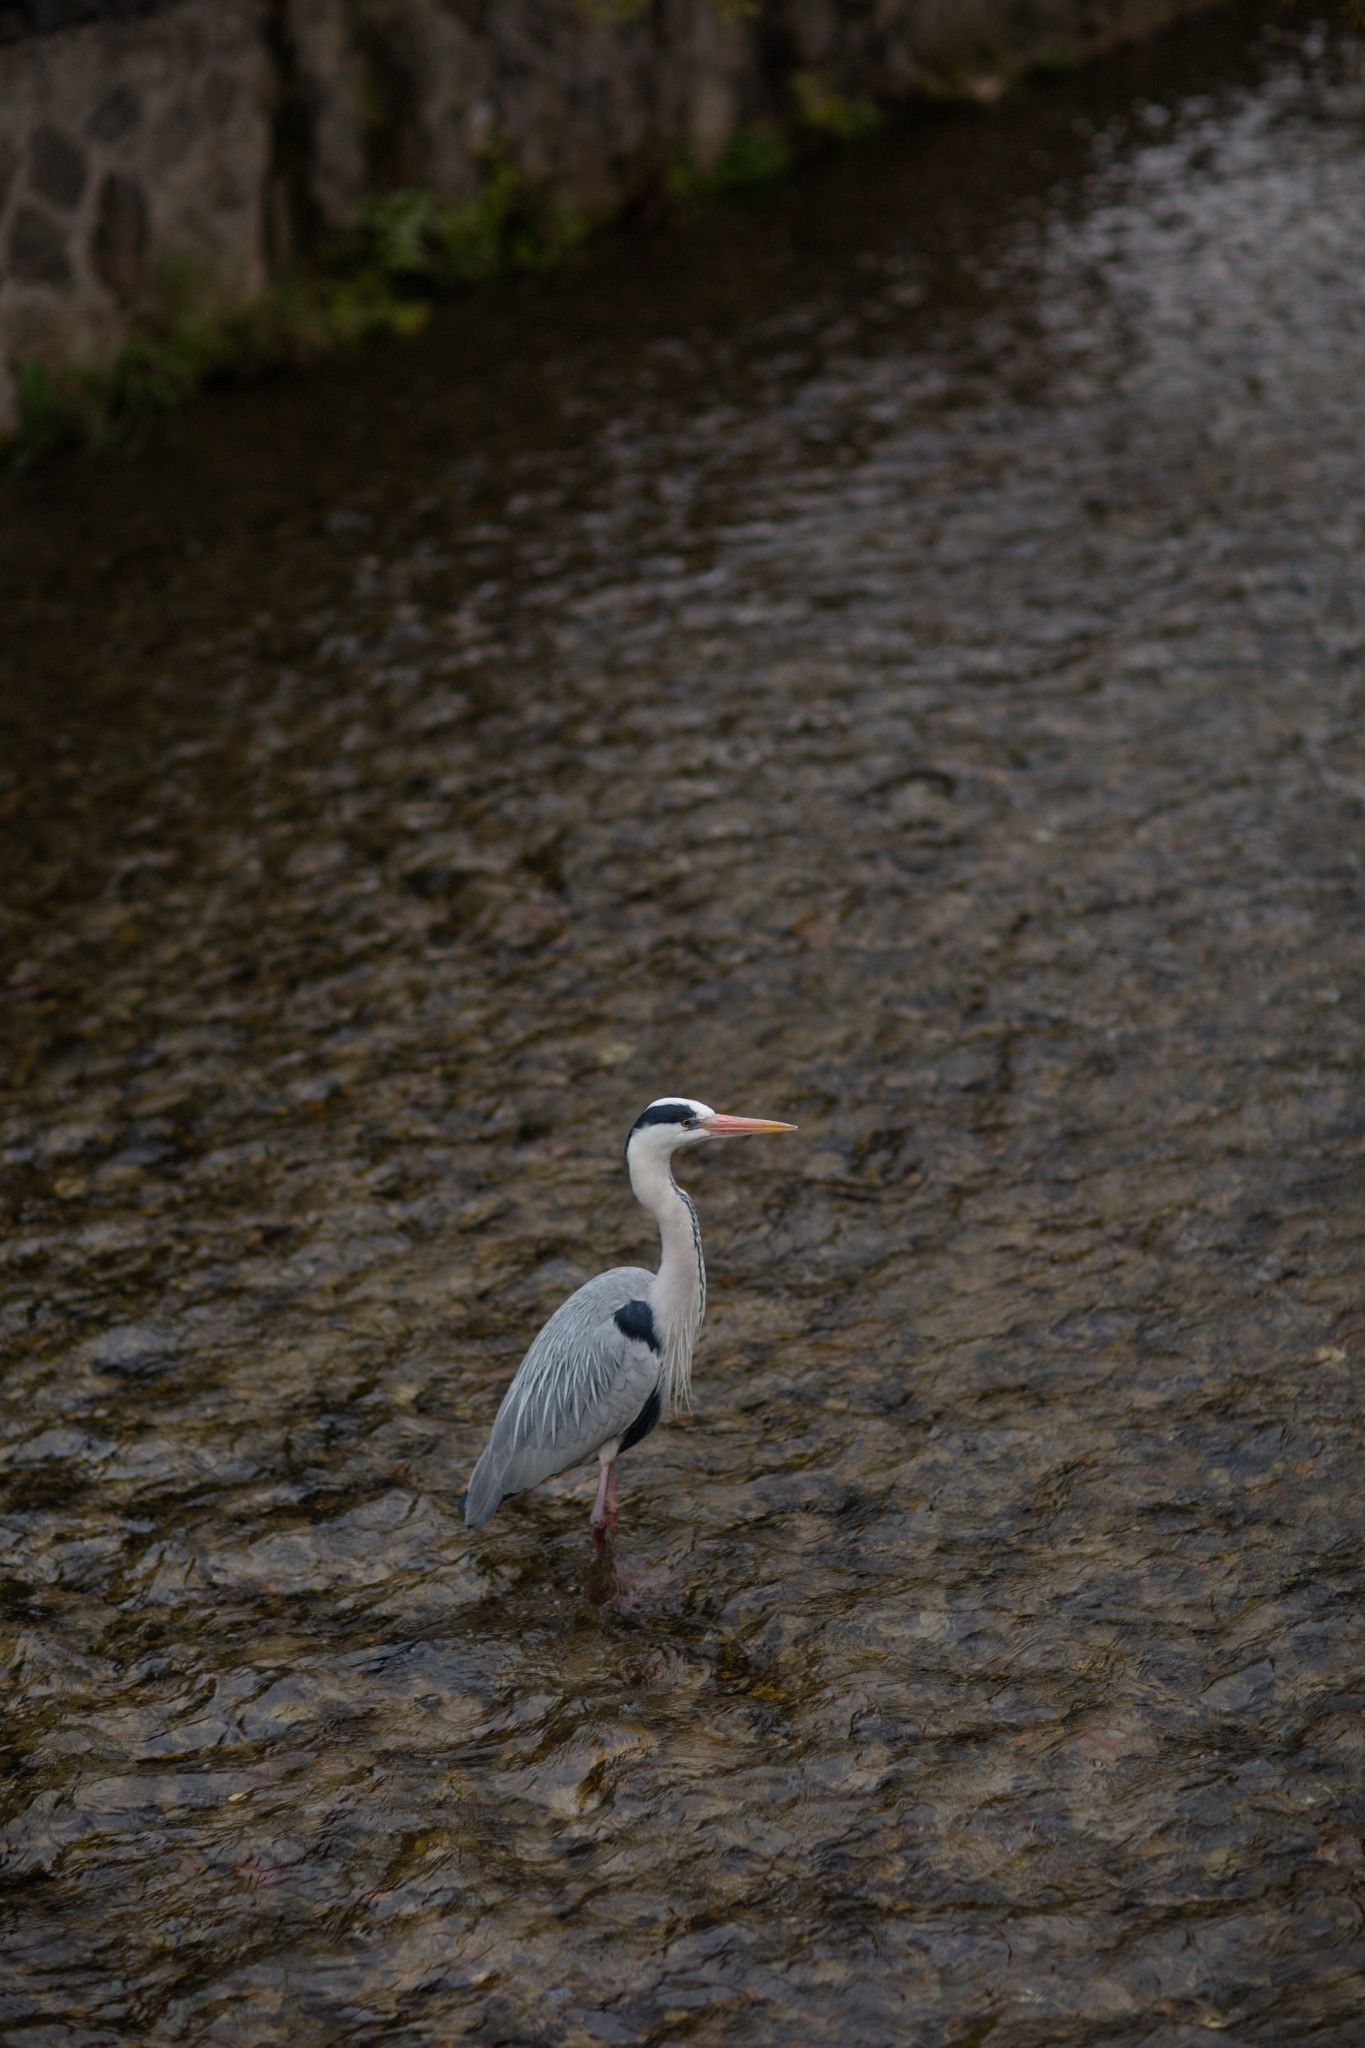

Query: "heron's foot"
left=587, top=1542, right=617, bottom=1602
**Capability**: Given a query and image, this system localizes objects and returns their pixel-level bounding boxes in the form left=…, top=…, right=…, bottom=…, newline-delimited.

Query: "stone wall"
left=0, top=0, right=1219, bottom=434
left=0, top=0, right=272, bottom=426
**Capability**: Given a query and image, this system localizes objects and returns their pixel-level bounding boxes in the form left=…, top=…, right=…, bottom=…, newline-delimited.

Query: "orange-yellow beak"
left=701, top=1112, right=798, bottom=1136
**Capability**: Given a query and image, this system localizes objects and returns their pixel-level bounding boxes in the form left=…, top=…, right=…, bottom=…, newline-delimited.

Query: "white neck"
left=629, top=1143, right=706, bottom=1410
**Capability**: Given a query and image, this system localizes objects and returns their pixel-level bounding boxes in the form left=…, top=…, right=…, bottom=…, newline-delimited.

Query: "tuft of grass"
left=349, top=168, right=590, bottom=289
left=9, top=275, right=425, bottom=469
left=713, top=123, right=792, bottom=188
left=791, top=70, right=882, bottom=141
left=353, top=188, right=444, bottom=279
left=1029, top=46, right=1081, bottom=78
left=667, top=122, right=792, bottom=201
left=3, top=85, right=887, bottom=471
left=6, top=162, right=589, bottom=469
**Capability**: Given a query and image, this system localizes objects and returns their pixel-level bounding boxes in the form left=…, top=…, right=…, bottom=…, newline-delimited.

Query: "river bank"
left=0, top=0, right=1221, bottom=450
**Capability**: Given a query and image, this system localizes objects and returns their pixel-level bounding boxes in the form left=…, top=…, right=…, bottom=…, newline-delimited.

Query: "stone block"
left=284, top=0, right=370, bottom=229
left=8, top=202, right=72, bottom=288
left=90, top=168, right=147, bottom=301
left=28, top=121, right=88, bottom=208
left=87, top=82, right=142, bottom=143
left=1, top=0, right=274, bottom=405
left=151, top=95, right=197, bottom=173
left=201, top=66, right=239, bottom=125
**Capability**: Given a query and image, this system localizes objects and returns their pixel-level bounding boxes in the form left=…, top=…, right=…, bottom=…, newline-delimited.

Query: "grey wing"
left=463, top=1267, right=661, bottom=1527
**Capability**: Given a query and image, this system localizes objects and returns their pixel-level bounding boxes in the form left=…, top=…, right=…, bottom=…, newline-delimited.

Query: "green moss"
left=1029, top=46, right=1081, bottom=78
left=5, top=163, right=592, bottom=469
left=3, top=90, right=884, bottom=470
left=668, top=122, right=793, bottom=202
left=791, top=70, right=882, bottom=142
left=353, top=188, right=444, bottom=279
left=349, top=168, right=590, bottom=288
left=714, top=124, right=792, bottom=188
left=9, top=274, right=425, bottom=470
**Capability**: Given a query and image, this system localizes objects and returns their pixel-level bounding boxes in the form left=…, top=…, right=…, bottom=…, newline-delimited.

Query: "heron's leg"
left=603, top=1460, right=619, bottom=1532
left=590, top=1459, right=613, bottom=1530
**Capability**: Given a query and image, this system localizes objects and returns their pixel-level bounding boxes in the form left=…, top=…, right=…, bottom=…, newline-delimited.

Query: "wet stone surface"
left=1, top=10, right=1364, bottom=2045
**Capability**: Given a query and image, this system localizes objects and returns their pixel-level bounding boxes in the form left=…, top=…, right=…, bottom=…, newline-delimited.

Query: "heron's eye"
left=682, top=1116, right=698, bottom=1128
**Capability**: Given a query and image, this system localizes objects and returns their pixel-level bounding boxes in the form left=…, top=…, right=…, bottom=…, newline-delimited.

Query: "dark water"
left=3, top=11, right=1365, bottom=2043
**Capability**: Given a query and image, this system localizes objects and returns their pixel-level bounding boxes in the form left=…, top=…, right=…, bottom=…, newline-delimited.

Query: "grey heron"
left=462, top=1097, right=796, bottom=1541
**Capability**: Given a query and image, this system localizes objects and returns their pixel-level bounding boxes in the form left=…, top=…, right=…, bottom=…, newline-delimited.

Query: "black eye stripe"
left=630, top=1101, right=696, bottom=1131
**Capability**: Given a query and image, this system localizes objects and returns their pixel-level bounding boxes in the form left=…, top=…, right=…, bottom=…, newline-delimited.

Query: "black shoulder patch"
left=619, top=1382, right=663, bottom=1453
left=614, top=1298, right=660, bottom=1353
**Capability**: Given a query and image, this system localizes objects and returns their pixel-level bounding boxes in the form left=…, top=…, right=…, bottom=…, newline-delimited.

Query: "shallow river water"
left=3, top=9, right=1365, bottom=2043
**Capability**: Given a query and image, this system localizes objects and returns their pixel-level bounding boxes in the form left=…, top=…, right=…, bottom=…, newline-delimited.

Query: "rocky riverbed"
left=1, top=8, right=1364, bottom=2042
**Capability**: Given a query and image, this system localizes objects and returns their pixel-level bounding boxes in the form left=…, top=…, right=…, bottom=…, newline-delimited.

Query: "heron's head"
left=624, top=1096, right=796, bottom=1169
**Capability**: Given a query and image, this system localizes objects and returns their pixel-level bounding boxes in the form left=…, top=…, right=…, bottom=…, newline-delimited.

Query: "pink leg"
left=590, top=1459, right=619, bottom=1546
